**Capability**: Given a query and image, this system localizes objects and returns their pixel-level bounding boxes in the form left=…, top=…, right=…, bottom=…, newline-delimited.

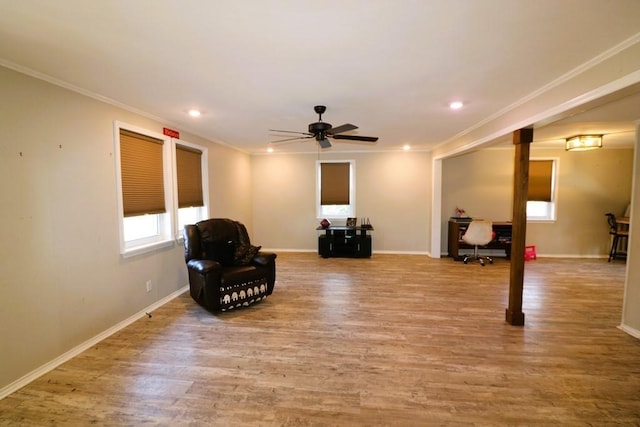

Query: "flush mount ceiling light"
left=188, top=109, right=201, bottom=117
left=449, top=101, right=463, bottom=110
left=565, top=135, right=603, bottom=151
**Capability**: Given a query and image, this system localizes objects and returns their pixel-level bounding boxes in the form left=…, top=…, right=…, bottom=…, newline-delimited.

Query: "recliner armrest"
left=253, top=251, right=277, bottom=267
left=187, top=259, right=222, bottom=274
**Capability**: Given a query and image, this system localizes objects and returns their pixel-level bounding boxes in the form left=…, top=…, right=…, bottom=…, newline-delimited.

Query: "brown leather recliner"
left=183, top=218, right=277, bottom=312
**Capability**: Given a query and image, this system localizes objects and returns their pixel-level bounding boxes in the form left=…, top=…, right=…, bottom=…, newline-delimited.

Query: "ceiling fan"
left=269, top=105, right=379, bottom=148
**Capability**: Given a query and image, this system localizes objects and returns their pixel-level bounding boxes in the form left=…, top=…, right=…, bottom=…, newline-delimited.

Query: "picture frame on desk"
left=346, top=217, right=357, bottom=227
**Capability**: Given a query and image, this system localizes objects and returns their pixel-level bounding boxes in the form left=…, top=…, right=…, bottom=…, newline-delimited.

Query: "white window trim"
left=316, top=159, right=356, bottom=220
left=172, top=138, right=210, bottom=242
left=113, top=121, right=176, bottom=258
left=527, top=157, right=559, bottom=222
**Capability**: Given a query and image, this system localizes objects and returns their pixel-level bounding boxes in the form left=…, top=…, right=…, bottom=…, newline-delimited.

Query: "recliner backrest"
left=197, top=218, right=239, bottom=244
left=184, top=218, right=254, bottom=263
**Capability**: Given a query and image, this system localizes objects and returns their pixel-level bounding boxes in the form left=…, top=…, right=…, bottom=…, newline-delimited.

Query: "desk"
left=448, top=219, right=512, bottom=260
left=317, top=226, right=373, bottom=258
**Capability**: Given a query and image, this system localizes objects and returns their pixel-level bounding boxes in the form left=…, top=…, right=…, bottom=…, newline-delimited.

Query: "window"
left=114, top=122, right=208, bottom=256
left=527, top=158, right=558, bottom=221
left=174, top=142, right=208, bottom=236
left=317, top=160, right=355, bottom=218
left=116, top=125, right=173, bottom=255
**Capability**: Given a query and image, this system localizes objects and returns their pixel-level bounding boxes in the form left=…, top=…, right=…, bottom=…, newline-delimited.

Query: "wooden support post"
left=506, top=128, right=534, bottom=326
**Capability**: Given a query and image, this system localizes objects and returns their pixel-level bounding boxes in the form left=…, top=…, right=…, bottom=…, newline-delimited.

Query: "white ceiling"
left=1, top=0, right=639, bottom=154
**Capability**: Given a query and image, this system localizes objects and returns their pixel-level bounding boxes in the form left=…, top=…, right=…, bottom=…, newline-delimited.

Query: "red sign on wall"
left=163, top=127, right=180, bottom=139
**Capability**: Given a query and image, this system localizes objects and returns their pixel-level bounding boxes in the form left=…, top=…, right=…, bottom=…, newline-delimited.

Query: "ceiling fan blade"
left=269, top=129, right=310, bottom=135
left=332, top=134, right=379, bottom=142
left=270, top=137, right=315, bottom=147
left=318, top=138, right=332, bottom=149
left=271, top=135, right=313, bottom=143
left=327, top=123, right=358, bottom=135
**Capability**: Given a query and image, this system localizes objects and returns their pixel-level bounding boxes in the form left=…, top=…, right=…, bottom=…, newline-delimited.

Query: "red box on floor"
left=525, top=245, right=537, bottom=261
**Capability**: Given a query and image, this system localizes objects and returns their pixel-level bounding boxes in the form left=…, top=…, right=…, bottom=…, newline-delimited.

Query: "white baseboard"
left=0, top=285, right=189, bottom=400
left=266, top=248, right=432, bottom=256
left=534, top=254, right=607, bottom=259
left=373, top=250, right=431, bottom=256
left=284, top=249, right=609, bottom=259
left=618, top=323, right=640, bottom=340
left=261, top=248, right=316, bottom=253
left=444, top=252, right=609, bottom=259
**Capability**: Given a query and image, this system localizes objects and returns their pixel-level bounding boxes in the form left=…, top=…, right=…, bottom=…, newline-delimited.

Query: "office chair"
left=462, top=220, right=494, bottom=266
left=605, top=213, right=628, bottom=262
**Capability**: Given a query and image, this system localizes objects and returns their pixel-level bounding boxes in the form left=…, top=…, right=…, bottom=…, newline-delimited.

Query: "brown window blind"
left=176, top=145, right=204, bottom=208
left=321, top=162, right=350, bottom=205
left=528, top=160, right=553, bottom=202
left=119, top=129, right=166, bottom=217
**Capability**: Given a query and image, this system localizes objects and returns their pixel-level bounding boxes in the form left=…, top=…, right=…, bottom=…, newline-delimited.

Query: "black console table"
left=317, top=226, right=373, bottom=258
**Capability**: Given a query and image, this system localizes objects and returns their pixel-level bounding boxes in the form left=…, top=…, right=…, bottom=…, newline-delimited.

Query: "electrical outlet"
left=145, top=280, right=152, bottom=292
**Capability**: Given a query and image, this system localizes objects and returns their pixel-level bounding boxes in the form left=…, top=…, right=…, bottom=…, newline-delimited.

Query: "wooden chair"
left=605, top=213, right=628, bottom=262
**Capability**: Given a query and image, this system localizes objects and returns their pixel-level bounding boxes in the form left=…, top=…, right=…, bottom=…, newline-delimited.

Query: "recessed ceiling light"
left=403, top=144, right=411, bottom=151
left=449, top=101, right=463, bottom=110
left=188, top=109, right=201, bottom=117
left=267, top=146, right=274, bottom=153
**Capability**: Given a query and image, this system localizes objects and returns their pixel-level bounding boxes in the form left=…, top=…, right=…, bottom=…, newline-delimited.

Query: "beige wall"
left=441, top=146, right=634, bottom=256
left=622, top=123, right=640, bottom=335
left=0, top=66, right=252, bottom=391
left=207, top=143, right=254, bottom=229
left=441, top=149, right=515, bottom=223
left=251, top=150, right=432, bottom=253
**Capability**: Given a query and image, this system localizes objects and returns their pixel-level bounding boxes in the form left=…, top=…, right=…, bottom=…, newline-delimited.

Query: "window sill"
left=121, top=239, right=174, bottom=259
left=527, top=219, right=556, bottom=223
left=317, top=215, right=353, bottom=220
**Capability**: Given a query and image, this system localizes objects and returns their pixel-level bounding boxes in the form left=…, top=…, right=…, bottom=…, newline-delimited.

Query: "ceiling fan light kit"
left=269, top=105, right=379, bottom=149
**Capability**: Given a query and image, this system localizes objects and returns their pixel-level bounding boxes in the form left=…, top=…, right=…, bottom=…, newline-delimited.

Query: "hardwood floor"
left=1, top=253, right=639, bottom=426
